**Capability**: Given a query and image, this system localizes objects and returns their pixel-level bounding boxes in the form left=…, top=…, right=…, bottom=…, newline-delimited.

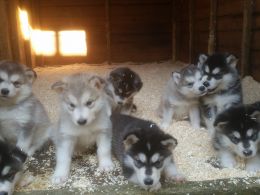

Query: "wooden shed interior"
left=0, top=0, right=259, bottom=81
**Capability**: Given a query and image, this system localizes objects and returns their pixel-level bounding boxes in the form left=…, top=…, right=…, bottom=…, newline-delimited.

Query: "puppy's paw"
left=149, top=182, right=161, bottom=192
left=98, top=159, right=114, bottom=172
left=51, top=173, right=69, bottom=185
left=246, top=163, right=260, bottom=173
left=167, top=173, right=186, bottom=183
left=191, top=122, right=200, bottom=129
left=221, top=158, right=236, bottom=169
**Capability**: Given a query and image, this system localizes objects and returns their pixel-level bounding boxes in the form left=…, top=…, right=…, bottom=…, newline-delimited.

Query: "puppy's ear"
left=172, top=72, right=181, bottom=85
left=89, top=76, right=106, bottom=90
left=25, top=69, right=37, bottom=84
left=214, top=114, right=228, bottom=131
left=135, top=80, right=143, bottom=91
left=226, top=54, right=238, bottom=68
left=249, top=110, right=260, bottom=122
left=198, top=54, right=208, bottom=69
left=161, top=135, right=178, bottom=150
left=51, top=81, right=67, bottom=93
left=12, top=147, right=27, bottom=163
left=123, top=134, right=139, bottom=151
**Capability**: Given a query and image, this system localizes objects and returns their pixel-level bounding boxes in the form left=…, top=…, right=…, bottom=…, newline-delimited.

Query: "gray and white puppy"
left=0, top=60, right=51, bottom=156
left=213, top=102, right=260, bottom=171
left=198, top=53, right=243, bottom=136
left=112, top=113, right=185, bottom=191
left=105, top=67, right=143, bottom=114
left=157, top=64, right=207, bottom=130
left=51, top=73, right=114, bottom=185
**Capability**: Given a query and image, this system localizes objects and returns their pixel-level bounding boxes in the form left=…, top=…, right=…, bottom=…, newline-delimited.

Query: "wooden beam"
left=105, top=0, right=111, bottom=65
left=172, top=0, right=177, bottom=62
left=208, top=0, right=217, bottom=55
left=241, top=0, right=254, bottom=77
left=189, top=0, right=194, bottom=63
left=0, top=0, right=12, bottom=60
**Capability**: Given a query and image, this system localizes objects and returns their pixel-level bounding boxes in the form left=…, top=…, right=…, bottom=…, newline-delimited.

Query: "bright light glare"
left=31, top=30, right=56, bottom=56
left=59, top=31, right=87, bottom=56
left=19, top=8, right=31, bottom=40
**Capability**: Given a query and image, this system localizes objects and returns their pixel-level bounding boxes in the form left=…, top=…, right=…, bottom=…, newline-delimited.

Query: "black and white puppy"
left=198, top=53, right=243, bottom=136
left=111, top=113, right=185, bottom=191
left=105, top=67, right=143, bottom=114
left=0, top=140, right=27, bottom=195
left=213, top=102, right=260, bottom=171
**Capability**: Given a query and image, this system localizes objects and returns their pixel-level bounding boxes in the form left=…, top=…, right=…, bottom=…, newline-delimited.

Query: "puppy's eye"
left=187, top=82, right=194, bottom=88
left=229, top=135, right=240, bottom=144
left=250, top=133, right=258, bottom=141
left=68, top=103, right=75, bottom=110
left=86, top=100, right=94, bottom=107
left=134, top=158, right=144, bottom=168
left=214, top=74, right=222, bottom=80
left=13, top=81, right=21, bottom=88
left=153, top=160, right=163, bottom=168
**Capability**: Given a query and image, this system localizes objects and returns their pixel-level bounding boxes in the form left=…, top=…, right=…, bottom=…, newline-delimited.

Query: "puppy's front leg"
left=246, top=155, right=260, bottom=172
left=52, top=136, right=76, bottom=184
left=160, top=106, right=174, bottom=130
left=163, top=157, right=185, bottom=182
left=218, top=150, right=236, bottom=168
left=189, top=105, right=200, bottom=129
left=16, top=130, right=33, bottom=156
left=96, top=131, right=114, bottom=171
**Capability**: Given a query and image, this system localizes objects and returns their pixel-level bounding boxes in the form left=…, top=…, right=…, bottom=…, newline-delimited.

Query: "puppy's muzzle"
left=77, top=119, right=87, bottom=126
left=243, top=149, right=253, bottom=157
left=1, top=88, right=9, bottom=96
left=144, top=178, right=153, bottom=186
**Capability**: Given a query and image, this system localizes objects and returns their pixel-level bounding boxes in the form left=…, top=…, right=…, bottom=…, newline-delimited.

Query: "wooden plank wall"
left=216, top=0, right=243, bottom=70
left=251, top=0, right=260, bottom=81
left=174, top=0, right=260, bottom=81
left=28, top=0, right=172, bottom=65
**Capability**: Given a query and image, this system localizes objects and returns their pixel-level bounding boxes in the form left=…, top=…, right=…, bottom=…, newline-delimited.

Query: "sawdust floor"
left=17, top=61, right=260, bottom=193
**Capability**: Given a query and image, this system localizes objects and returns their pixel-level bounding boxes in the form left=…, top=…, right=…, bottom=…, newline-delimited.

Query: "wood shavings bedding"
left=16, top=61, right=260, bottom=193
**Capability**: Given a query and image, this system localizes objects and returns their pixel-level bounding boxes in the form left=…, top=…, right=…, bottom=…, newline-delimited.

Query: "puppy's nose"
left=77, top=119, right=87, bottom=125
left=203, top=81, right=210, bottom=87
left=144, top=178, right=153, bottom=186
left=0, top=191, right=8, bottom=195
left=243, top=150, right=253, bottom=157
left=117, top=101, right=123, bottom=105
left=199, top=86, right=206, bottom=92
left=1, top=88, right=9, bottom=96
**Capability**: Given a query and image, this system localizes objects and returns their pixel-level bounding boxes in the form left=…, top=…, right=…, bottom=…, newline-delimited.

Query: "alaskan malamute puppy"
left=213, top=102, right=260, bottom=171
left=105, top=67, right=143, bottom=114
left=157, top=64, right=207, bottom=130
left=198, top=53, right=243, bottom=136
left=0, top=139, right=27, bottom=195
left=111, top=113, right=185, bottom=191
left=0, top=61, right=51, bottom=156
left=51, top=73, right=114, bottom=184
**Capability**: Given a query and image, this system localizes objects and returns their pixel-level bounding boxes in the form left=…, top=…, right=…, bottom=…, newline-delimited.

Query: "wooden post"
left=7, top=0, right=27, bottom=64
left=208, top=0, right=217, bottom=55
left=172, top=0, right=177, bottom=62
left=0, top=0, right=13, bottom=60
left=105, top=0, right=111, bottom=65
left=189, top=0, right=194, bottom=63
left=241, top=0, right=254, bottom=77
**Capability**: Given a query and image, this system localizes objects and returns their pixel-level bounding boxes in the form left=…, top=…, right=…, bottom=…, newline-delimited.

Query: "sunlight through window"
left=31, top=30, right=56, bottom=56
left=59, top=31, right=87, bottom=56
left=18, top=8, right=31, bottom=40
